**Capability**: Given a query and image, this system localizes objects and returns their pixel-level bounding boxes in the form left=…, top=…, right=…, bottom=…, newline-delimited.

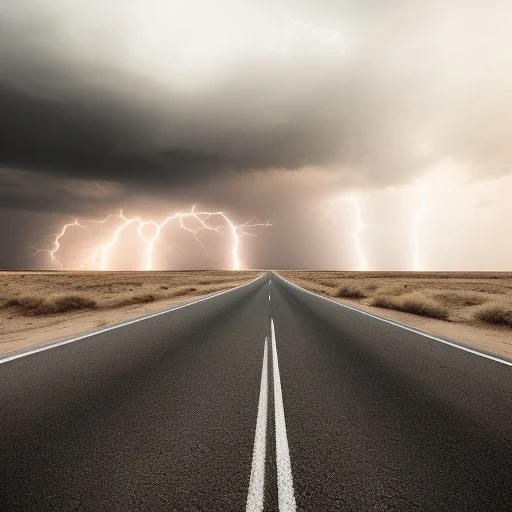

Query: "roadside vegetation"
left=474, top=303, right=512, bottom=327
left=370, top=293, right=449, bottom=320
left=0, top=271, right=259, bottom=317
left=281, top=271, right=512, bottom=329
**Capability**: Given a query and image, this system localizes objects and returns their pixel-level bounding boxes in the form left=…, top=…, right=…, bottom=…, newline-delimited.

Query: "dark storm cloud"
left=0, top=0, right=346, bottom=190
left=0, top=168, right=129, bottom=214
left=0, top=55, right=358, bottom=188
left=0, top=76, right=224, bottom=186
left=1, top=0, right=512, bottom=212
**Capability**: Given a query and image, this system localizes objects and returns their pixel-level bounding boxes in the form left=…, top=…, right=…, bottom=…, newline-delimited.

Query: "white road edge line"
left=246, top=337, right=269, bottom=512
left=276, top=273, right=512, bottom=368
left=0, top=274, right=266, bottom=365
left=271, top=318, right=297, bottom=511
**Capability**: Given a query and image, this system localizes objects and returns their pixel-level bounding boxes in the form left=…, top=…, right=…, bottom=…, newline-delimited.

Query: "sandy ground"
left=0, top=271, right=260, bottom=357
left=280, top=271, right=512, bottom=361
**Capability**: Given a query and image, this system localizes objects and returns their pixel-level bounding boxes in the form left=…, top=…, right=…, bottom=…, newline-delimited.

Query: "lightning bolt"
left=412, top=182, right=428, bottom=271
left=40, top=206, right=271, bottom=271
left=322, top=194, right=380, bottom=271
left=281, top=16, right=347, bottom=56
left=35, top=219, right=85, bottom=270
left=350, top=195, right=367, bottom=271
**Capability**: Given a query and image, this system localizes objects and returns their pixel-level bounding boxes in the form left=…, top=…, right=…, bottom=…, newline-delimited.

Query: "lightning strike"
left=320, top=196, right=369, bottom=271
left=321, top=193, right=385, bottom=271
left=41, top=207, right=271, bottom=271
left=36, top=219, right=84, bottom=270
left=412, top=183, right=428, bottom=271
left=350, top=195, right=367, bottom=272
left=281, top=16, right=347, bottom=55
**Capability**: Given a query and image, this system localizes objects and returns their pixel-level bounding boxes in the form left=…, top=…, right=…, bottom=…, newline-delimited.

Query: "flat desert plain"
left=0, top=270, right=260, bottom=357
left=281, top=271, right=512, bottom=360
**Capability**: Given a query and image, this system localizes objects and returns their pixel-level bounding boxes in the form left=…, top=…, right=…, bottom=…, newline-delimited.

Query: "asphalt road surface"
left=1, top=272, right=511, bottom=511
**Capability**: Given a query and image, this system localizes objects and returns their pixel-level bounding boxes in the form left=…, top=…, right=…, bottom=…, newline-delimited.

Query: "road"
left=1, top=272, right=511, bottom=511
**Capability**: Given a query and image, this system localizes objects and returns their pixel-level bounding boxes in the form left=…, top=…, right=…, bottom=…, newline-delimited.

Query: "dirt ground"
left=0, top=271, right=260, bottom=357
left=280, top=271, right=512, bottom=360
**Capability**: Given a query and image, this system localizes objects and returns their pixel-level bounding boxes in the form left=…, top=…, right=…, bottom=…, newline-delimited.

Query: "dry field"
left=280, top=271, right=512, bottom=359
left=0, top=271, right=260, bottom=356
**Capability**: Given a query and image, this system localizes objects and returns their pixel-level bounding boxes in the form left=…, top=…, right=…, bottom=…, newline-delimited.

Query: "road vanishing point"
left=1, top=273, right=511, bottom=511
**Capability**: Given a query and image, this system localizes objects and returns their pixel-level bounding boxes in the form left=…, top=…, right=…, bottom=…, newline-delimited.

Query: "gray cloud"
left=2, top=0, right=511, bottom=210
left=1, top=0, right=512, bottom=270
left=0, top=168, right=130, bottom=214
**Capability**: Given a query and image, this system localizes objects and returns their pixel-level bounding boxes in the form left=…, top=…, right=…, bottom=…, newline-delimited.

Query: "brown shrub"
left=5, top=296, right=44, bottom=314
left=114, top=293, right=157, bottom=307
left=6, top=294, right=97, bottom=315
left=51, top=295, right=97, bottom=313
left=434, top=291, right=487, bottom=307
left=370, top=296, right=394, bottom=308
left=370, top=293, right=449, bottom=320
left=474, top=303, right=512, bottom=327
left=171, top=286, right=199, bottom=297
left=334, top=285, right=366, bottom=299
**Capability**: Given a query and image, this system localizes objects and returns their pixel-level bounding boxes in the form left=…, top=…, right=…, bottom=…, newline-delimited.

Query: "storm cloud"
left=1, top=0, right=511, bottom=269
left=2, top=0, right=511, bottom=192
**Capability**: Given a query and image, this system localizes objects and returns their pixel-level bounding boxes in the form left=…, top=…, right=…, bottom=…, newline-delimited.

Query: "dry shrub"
left=51, top=295, right=97, bottom=313
left=335, top=285, right=366, bottom=299
left=434, top=291, right=487, bottom=307
left=114, top=293, right=158, bottom=307
left=369, top=296, right=394, bottom=308
left=371, top=292, right=449, bottom=320
left=376, top=283, right=411, bottom=296
left=4, top=296, right=43, bottom=313
left=6, top=294, right=97, bottom=316
left=171, top=286, right=199, bottom=297
left=474, top=303, right=512, bottom=327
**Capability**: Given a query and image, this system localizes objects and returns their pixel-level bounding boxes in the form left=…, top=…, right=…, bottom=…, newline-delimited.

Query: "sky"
left=1, top=0, right=511, bottom=270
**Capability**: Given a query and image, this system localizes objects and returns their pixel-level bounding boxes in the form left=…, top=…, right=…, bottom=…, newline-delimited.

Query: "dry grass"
left=0, top=271, right=260, bottom=318
left=433, top=291, right=487, bottom=307
left=474, top=303, right=512, bottom=327
left=5, top=294, right=97, bottom=316
left=335, top=285, right=367, bottom=299
left=370, top=293, right=449, bottom=320
left=113, top=293, right=158, bottom=307
left=280, top=271, right=512, bottom=328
